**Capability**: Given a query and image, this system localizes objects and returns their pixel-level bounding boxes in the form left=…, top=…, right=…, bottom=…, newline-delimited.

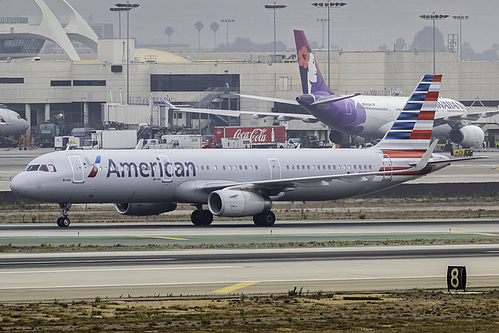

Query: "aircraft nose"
left=22, top=119, right=29, bottom=131
left=10, top=173, right=28, bottom=197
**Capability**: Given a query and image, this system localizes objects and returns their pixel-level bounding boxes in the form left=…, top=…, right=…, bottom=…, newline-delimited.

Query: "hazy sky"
left=2, top=0, right=499, bottom=52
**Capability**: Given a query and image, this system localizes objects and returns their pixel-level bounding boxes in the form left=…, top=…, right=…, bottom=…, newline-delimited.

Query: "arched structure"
left=0, top=0, right=98, bottom=60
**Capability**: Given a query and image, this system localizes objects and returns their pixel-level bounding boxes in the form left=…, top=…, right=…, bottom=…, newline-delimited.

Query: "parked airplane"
left=10, top=75, right=473, bottom=227
left=0, top=107, right=29, bottom=136
left=175, top=30, right=495, bottom=147
left=238, top=30, right=499, bottom=147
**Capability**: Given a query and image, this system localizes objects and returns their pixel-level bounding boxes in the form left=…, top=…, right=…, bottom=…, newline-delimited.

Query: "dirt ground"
left=1, top=290, right=498, bottom=332
left=2, top=194, right=499, bottom=224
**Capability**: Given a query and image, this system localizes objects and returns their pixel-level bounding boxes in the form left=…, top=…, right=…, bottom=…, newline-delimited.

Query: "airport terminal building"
left=1, top=0, right=498, bottom=144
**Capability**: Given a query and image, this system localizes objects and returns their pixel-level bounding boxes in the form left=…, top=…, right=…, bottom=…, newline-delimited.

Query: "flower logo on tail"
left=298, top=46, right=310, bottom=69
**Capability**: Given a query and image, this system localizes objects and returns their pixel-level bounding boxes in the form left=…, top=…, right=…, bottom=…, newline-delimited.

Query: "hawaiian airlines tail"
left=294, top=29, right=332, bottom=95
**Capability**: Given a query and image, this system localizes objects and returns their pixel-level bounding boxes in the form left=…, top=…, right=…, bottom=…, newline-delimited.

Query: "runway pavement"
left=0, top=245, right=498, bottom=301
left=1, top=220, right=499, bottom=301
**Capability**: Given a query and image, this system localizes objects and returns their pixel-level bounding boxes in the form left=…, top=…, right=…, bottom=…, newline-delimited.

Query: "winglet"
left=413, top=139, right=438, bottom=172
left=161, top=98, right=179, bottom=111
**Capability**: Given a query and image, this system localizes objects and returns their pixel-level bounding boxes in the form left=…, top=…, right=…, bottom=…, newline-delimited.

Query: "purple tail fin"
left=294, top=30, right=332, bottom=95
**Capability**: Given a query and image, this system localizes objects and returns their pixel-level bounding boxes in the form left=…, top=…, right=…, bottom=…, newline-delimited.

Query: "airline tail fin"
left=294, top=29, right=332, bottom=95
left=375, top=74, right=442, bottom=152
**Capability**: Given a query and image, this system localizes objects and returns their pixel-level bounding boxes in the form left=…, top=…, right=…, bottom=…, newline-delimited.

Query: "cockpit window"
left=26, top=164, right=40, bottom=171
left=26, top=164, right=57, bottom=172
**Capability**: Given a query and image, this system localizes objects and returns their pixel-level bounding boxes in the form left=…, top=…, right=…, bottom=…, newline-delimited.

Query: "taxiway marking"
left=136, top=235, right=189, bottom=241
left=454, top=232, right=499, bottom=237
left=212, top=282, right=259, bottom=293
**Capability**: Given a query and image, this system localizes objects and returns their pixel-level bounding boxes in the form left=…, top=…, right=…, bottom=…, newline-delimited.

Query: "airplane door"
left=158, top=154, right=173, bottom=183
left=387, top=103, right=395, bottom=118
left=268, top=158, right=281, bottom=180
left=68, top=156, right=85, bottom=183
left=381, top=154, right=393, bottom=181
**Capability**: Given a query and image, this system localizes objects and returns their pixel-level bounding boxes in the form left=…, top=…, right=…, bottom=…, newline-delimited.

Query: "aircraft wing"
left=237, top=94, right=299, bottom=106
left=434, top=109, right=499, bottom=125
left=161, top=99, right=318, bottom=123
left=238, top=92, right=360, bottom=107
left=310, top=93, right=361, bottom=106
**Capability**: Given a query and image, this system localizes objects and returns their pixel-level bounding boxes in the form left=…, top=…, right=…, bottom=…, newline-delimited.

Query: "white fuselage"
left=0, top=108, right=29, bottom=136
left=10, top=148, right=447, bottom=205
left=352, top=96, right=463, bottom=139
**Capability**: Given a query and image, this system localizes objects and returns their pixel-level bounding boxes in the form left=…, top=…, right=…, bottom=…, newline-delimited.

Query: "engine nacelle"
left=115, top=202, right=177, bottom=216
left=208, top=190, right=272, bottom=217
left=450, top=125, right=484, bottom=147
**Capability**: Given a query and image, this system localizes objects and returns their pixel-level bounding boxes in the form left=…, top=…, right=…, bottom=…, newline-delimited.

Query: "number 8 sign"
left=447, top=266, right=467, bottom=292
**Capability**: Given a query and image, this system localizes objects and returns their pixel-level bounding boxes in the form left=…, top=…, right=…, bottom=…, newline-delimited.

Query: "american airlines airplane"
left=0, top=107, right=29, bottom=136
left=10, top=75, right=474, bottom=227
left=167, top=30, right=497, bottom=147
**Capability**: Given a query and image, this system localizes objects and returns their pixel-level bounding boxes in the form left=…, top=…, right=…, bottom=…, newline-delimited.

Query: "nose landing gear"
left=56, top=203, right=72, bottom=227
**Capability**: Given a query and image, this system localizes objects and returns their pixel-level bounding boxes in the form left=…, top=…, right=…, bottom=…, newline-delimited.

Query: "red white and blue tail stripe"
left=376, top=74, right=441, bottom=153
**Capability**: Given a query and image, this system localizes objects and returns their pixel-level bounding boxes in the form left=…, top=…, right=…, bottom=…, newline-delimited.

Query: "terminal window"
left=51, top=80, right=71, bottom=87
left=151, top=74, right=240, bottom=92
left=73, top=80, right=106, bottom=87
left=0, top=77, right=24, bottom=84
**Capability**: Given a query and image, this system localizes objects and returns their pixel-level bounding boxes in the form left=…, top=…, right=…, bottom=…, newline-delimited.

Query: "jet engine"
left=449, top=125, right=484, bottom=147
left=115, top=202, right=177, bottom=216
left=208, top=190, right=272, bottom=217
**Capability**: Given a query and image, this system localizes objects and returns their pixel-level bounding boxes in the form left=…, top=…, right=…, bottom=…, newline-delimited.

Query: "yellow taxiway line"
left=212, top=282, right=260, bottom=293
left=454, top=232, right=499, bottom=237
left=136, top=235, right=189, bottom=241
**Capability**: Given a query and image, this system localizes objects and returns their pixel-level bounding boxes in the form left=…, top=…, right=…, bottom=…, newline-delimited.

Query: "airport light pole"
left=316, top=18, right=329, bottom=48
left=452, top=14, right=469, bottom=60
left=112, top=2, right=139, bottom=105
left=109, top=7, right=124, bottom=38
left=221, top=18, right=235, bottom=51
left=264, top=3, right=287, bottom=59
left=312, top=2, right=346, bottom=88
left=420, top=12, right=449, bottom=74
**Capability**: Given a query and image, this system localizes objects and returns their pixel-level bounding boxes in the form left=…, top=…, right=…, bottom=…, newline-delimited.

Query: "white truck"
left=83, top=130, right=137, bottom=149
left=140, top=135, right=202, bottom=149
left=221, top=137, right=252, bottom=149
left=54, top=136, right=81, bottom=150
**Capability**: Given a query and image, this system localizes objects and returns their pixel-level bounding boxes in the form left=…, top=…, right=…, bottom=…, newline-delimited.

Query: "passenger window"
left=206, top=166, right=210, bottom=171
left=27, top=164, right=40, bottom=171
left=255, top=165, right=258, bottom=170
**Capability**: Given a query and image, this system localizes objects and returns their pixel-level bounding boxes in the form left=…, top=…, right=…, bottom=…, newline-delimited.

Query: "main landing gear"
left=56, top=203, right=72, bottom=227
left=253, top=211, right=276, bottom=227
left=191, top=205, right=213, bottom=226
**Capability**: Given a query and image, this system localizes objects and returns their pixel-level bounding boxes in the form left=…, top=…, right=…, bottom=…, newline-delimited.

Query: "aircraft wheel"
left=60, top=217, right=70, bottom=227
left=191, top=210, right=213, bottom=225
left=56, top=217, right=63, bottom=227
left=191, top=210, right=202, bottom=225
left=201, top=210, right=213, bottom=225
left=253, top=211, right=276, bottom=227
